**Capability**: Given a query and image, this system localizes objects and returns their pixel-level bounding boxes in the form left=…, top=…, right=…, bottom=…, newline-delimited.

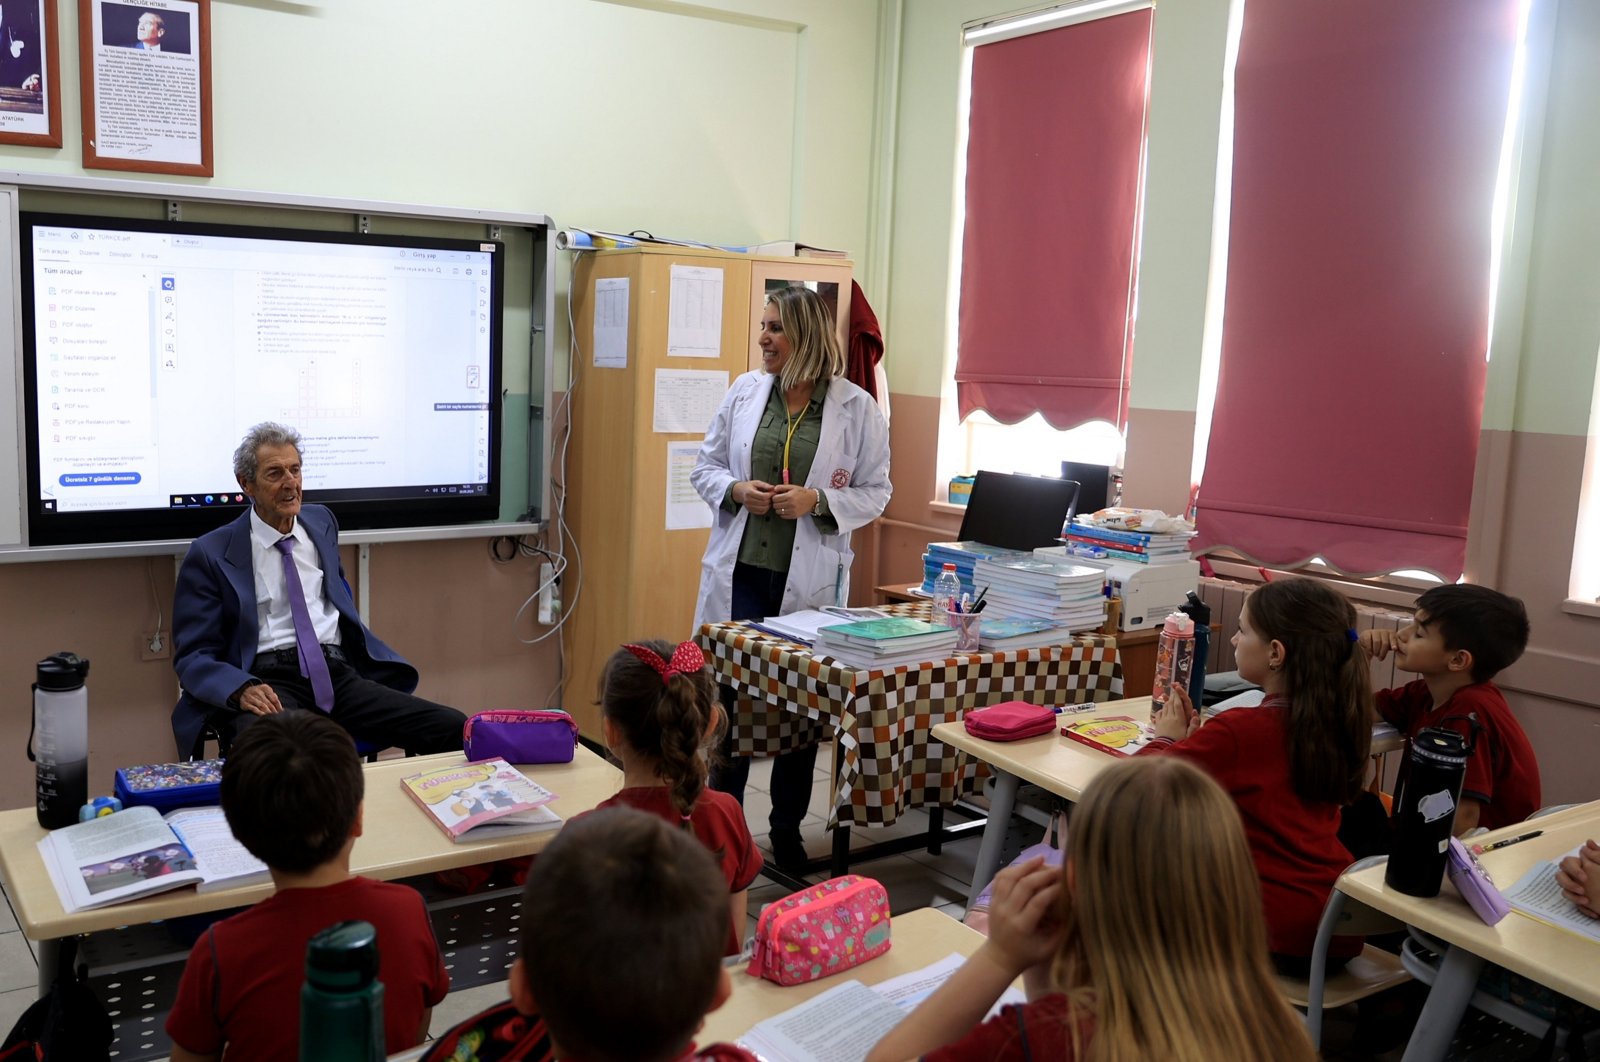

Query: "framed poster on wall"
left=0, top=0, right=62, bottom=147
left=78, top=0, right=211, bottom=175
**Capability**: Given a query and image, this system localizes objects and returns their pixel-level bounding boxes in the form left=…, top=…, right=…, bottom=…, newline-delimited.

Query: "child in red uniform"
left=1138, top=577, right=1372, bottom=971
left=867, top=759, right=1315, bottom=1062
left=166, top=712, right=448, bottom=1062
left=589, top=639, right=762, bottom=956
left=426, top=807, right=755, bottom=1062
left=1359, top=584, right=1540, bottom=834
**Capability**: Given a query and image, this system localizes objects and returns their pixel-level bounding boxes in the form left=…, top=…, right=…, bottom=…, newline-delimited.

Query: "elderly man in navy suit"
left=172, top=422, right=466, bottom=758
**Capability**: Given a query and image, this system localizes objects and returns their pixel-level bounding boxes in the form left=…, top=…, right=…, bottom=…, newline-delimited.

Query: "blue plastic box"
left=114, top=759, right=223, bottom=811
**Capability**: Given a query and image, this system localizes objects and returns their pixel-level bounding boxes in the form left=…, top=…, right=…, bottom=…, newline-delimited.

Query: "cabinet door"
left=747, top=260, right=854, bottom=372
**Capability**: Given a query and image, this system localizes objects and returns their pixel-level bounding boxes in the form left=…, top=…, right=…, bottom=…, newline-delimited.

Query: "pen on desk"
left=1473, top=829, right=1543, bottom=855
left=972, top=586, right=989, bottom=610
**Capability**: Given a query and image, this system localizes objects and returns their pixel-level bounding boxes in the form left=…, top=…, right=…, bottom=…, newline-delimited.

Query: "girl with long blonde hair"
left=867, top=758, right=1316, bottom=1062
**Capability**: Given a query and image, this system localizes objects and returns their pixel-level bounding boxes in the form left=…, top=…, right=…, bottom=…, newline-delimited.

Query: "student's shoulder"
left=697, top=786, right=752, bottom=825
left=924, top=993, right=1082, bottom=1061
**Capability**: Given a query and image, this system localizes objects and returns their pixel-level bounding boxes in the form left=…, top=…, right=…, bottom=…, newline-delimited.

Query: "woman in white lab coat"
left=691, top=285, right=891, bottom=870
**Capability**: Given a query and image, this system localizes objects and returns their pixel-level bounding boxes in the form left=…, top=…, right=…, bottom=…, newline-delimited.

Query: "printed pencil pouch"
left=462, top=709, right=578, bottom=765
left=747, top=875, right=891, bottom=985
left=114, top=759, right=223, bottom=811
left=965, top=700, right=1057, bottom=741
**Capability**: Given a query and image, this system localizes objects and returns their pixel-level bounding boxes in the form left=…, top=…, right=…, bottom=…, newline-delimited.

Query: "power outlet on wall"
left=537, top=563, right=557, bottom=625
left=140, top=631, right=169, bottom=661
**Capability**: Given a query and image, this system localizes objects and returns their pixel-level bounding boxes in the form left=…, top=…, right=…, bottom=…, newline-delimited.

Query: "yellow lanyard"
left=781, top=401, right=809, bottom=485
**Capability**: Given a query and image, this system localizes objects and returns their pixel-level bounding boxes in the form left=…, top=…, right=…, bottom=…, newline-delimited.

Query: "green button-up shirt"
left=721, top=378, right=839, bottom=572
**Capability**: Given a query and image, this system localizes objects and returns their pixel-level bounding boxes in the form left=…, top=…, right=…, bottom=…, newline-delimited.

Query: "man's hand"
left=236, top=682, right=284, bottom=716
left=770, top=483, right=818, bottom=521
left=731, top=480, right=774, bottom=516
left=1556, top=839, right=1600, bottom=919
left=1359, top=628, right=1399, bottom=661
left=1150, top=685, right=1200, bottom=741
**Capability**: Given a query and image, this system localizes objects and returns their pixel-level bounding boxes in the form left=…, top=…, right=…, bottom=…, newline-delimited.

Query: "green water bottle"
left=299, top=920, right=384, bottom=1062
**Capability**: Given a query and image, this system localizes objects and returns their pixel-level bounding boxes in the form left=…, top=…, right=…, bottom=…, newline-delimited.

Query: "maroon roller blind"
left=1191, top=0, right=1518, bottom=580
left=954, top=9, right=1153, bottom=430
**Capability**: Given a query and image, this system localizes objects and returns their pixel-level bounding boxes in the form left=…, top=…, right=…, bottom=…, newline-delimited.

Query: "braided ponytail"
left=598, top=639, right=719, bottom=826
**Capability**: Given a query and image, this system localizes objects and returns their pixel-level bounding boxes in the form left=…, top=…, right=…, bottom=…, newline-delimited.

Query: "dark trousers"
left=213, top=647, right=466, bottom=755
left=709, top=563, right=821, bottom=833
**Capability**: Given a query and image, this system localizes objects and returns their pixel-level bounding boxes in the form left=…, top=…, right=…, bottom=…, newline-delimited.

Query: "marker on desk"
left=1472, top=830, right=1542, bottom=855
left=971, top=586, right=989, bottom=613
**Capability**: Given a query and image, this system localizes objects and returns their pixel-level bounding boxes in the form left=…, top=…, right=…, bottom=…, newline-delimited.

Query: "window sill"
left=928, top=500, right=968, bottom=517
left=1559, top=598, right=1600, bottom=620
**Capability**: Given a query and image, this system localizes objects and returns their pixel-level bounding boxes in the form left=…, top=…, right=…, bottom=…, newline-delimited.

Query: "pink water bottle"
left=1150, top=612, right=1196, bottom=711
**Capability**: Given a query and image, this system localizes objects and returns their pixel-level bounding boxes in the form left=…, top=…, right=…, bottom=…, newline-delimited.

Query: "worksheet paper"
left=653, top=369, right=728, bottom=433
left=1503, top=847, right=1600, bottom=943
left=592, top=277, right=629, bottom=368
left=665, top=441, right=710, bottom=530
left=667, top=264, right=723, bottom=357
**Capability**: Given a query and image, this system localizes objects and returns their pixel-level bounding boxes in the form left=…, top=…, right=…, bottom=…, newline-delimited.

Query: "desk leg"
left=927, top=805, right=944, bottom=856
left=37, top=936, right=65, bottom=996
left=966, top=770, right=1020, bottom=913
left=1401, top=944, right=1483, bottom=1062
left=831, top=825, right=850, bottom=877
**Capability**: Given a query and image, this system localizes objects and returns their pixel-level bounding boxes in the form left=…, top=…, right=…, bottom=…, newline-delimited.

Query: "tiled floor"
left=0, top=752, right=1548, bottom=1060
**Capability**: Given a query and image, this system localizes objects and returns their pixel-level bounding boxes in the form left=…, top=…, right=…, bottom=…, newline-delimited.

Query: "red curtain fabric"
left=1191, top=0, right=1518, bottom=579
left=955, top=10, right=1153, bottom=431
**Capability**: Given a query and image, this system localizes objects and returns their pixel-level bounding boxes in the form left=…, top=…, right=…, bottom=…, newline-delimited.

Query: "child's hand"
left=980, top=857, right=1064, bottom=976
left=1150, top=685, right=1198, bottom=741
left=1359, top=628, right=1398, bottom=661
left=1556, top=839, right=1600, bottom=919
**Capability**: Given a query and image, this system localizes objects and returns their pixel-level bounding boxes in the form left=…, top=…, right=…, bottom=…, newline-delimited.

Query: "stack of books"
left=921, top=541, right=1024, bottom=597
left=814, top=616, right=960, bottom=670
left=972, top=555, right=1108, bottom=629
left=1064, top=520, right=1196, bottom=565
left=977, top=616, right=1078, bottom=652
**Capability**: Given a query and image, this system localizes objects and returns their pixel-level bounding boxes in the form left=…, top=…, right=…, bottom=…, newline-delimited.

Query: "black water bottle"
left=300, top=920, right=384, bottom=1062
left=1179, top=591, right=1211, bottom=709
left=1386, top=727, right=1470, bottom=897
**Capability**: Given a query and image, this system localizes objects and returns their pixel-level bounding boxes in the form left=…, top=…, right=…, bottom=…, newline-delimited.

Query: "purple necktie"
left=274, top=536, right=335, bottom=712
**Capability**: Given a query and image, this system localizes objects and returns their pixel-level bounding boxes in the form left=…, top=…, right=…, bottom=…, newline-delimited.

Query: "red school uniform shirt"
left=924, top=994, right=1089, bottom=1061
left=166, top=876, right=450, bottom=1062
left=1377, top=679, right=1541, bottom=830
left=1136, top=697, right=1357, bottom=959
left=592, top=786, right=764, bottom=955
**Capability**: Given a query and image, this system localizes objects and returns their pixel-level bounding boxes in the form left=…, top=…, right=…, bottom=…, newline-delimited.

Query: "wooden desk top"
left=699, top=907, right=1000, bottom=1045
left=0, top=747, right=622, bottom=940
left=1337, top=801, right=1600, bottom=1009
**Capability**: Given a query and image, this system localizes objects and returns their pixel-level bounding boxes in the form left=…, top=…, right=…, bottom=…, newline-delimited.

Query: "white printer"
left=1034, top=547, right=1200, bottom=632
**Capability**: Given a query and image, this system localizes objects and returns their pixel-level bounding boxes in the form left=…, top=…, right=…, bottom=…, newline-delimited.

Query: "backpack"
left=0, top=938, right=114, bottom=1062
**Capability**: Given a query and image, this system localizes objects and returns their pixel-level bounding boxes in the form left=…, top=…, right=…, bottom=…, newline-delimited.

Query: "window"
left=1570, top=342, right=1600, bottom=605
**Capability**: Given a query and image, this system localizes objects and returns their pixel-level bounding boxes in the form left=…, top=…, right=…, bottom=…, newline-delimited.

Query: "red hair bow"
left=621, top=641, right=706, bottom=683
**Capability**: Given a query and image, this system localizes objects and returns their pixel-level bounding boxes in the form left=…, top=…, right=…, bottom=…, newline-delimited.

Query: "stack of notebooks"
left=977, top=616, right=1078, bottom=652
left=920, top=541, right=1024, bottom=597
left=972, top=555, right=1108, bottom=629
left=1064, top=520, right=1196, bottom=565
left=813, top=616, right=960, bottom=670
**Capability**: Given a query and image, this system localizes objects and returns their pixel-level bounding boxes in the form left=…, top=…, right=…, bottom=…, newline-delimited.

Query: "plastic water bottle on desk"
left=1150, top=612, right=1196, bottom=712
left=932, top=563, right=962, bottom=625
left=29, top=652, right=91, bottom=830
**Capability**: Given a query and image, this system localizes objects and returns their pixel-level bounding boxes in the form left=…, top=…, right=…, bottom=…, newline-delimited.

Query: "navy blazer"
left=171, top=504, right=418, bottom=756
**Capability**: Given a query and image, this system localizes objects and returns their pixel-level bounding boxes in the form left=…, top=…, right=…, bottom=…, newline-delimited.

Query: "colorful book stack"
left=1064, top=520, right=1197, bottom=565
left=813, top=616, right=960, bottom=670
left=921, top=541, right=1025, bottom=597
left=972, top=555, right=1108, bottom=629
left=977, top=616, right=1078, bottom=652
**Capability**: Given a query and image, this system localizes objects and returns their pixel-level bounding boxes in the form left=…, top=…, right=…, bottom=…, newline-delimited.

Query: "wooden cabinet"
left=565, top=247, right=852, bottom=737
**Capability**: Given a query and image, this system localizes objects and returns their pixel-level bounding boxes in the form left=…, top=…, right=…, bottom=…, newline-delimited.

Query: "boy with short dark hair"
left=1360, top=584, right=1541, bottom=835
left=424, top=807, right=753, bottom=1062
left=165, top=712, right=449, bottom=1062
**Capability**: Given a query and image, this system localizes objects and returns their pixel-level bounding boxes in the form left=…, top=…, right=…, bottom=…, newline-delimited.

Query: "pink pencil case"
left=965, top=701, right=1058, bottom=741
left=747, top=875, right=892, bottom=985
left=462, top=709, right=578, bottom=765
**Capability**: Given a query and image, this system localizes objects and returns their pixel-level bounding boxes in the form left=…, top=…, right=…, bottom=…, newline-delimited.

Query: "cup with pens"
left=945, top=588, right=987, bottom=653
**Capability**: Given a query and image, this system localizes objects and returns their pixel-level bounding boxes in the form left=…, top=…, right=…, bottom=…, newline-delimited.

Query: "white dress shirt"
left=249, top=508, right=343, bottom=656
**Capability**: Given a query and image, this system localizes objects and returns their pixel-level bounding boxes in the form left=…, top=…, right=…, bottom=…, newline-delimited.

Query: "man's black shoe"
left=769, top=829, right=810, bottom=874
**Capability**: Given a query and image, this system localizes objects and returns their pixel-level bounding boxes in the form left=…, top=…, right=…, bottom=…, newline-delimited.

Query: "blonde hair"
left=1053, top=758, right=1317, bottom=1062
left=767, top=286, right=844, bottom=392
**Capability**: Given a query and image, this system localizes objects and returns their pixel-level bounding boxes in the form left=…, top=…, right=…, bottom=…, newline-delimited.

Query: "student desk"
left=697, top=604, right=1123, bottom=873
left=0, top=746, right=622, bottom=995
left=1335, top=801, right=1600, bottom=1062
left=699, top=907, right=1003, bottom=1047
left=932, top=699, right=1409, bottom=907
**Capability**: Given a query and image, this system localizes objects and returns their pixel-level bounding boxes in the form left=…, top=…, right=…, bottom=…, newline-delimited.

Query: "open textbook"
left=740, top=953, right=1025, bottom=1062
left=38, top=805, right=270, bottom=912
left=1502, top=847, right=1600, bottom=943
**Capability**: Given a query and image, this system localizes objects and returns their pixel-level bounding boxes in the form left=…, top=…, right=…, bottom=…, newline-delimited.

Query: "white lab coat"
left=692, top=371, right=892, bottom=628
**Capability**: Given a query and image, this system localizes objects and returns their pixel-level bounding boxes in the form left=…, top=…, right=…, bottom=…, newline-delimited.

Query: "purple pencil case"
left=462, top=709, right=579, bottom=765
left=1446, top=837, right=1512, bottom=925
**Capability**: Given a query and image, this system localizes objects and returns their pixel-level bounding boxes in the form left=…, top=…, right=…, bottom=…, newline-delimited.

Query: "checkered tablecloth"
left=696, top=603, right=1125, bottom=827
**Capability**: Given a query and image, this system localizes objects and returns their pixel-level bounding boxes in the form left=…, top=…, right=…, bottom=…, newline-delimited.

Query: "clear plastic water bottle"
left=932, top=563, right=962, bottom=615
left=1150, top=612, right=1196, bottom=712
left=28, top=652, right=90, bottom=830
left=300, top=920, right=384, bottom=1062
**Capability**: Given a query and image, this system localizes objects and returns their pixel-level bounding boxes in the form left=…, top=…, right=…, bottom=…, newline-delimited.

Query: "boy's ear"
left=351, top=799, right=365, bottom=840
left=1447, top=647, right=1474, bottom=675
left=706, top=967, right=733, bottom=1015
left=508, top=956, right=537, bottom=1016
